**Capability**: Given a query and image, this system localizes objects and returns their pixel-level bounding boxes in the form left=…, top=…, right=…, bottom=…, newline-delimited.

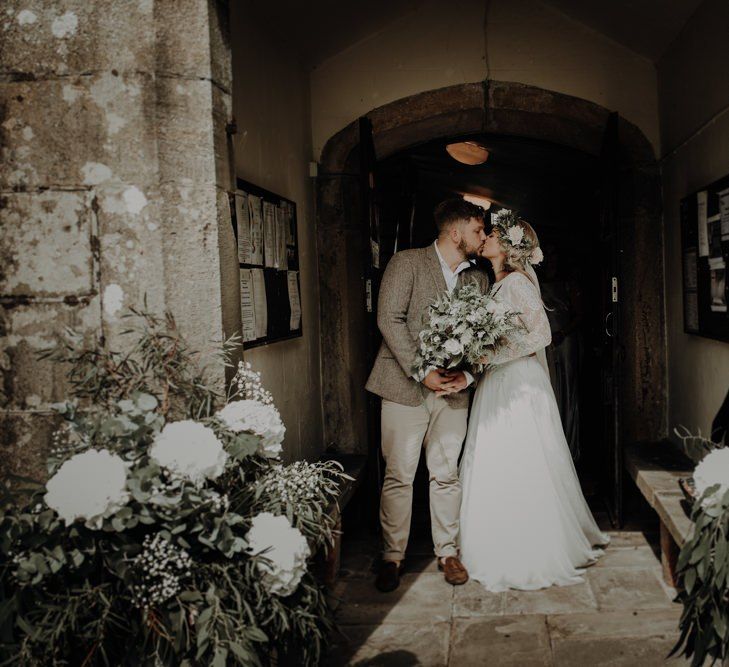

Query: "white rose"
left=216, top=400, right=286, bottom=459
left=149, top=420, right=228, bottom=484
left=693, top=448, right=729, bottom=507
left=246, top=512, right=310, bottom=596
left=460, top=330, right=473, bottom=346
left=45, top=449, right=129, bottom=529
left=443, top=338, right=462, bottom=356
left=530, top=247, right=544, bottom=265
left=507, top=226, right=524, bottom=246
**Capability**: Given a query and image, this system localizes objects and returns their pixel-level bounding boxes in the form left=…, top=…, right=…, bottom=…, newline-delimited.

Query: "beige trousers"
left=380, top=394, right=468, bottom=561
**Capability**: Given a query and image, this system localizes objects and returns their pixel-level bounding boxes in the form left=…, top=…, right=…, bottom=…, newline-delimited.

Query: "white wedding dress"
left=459, top=272, right=609, bottom=592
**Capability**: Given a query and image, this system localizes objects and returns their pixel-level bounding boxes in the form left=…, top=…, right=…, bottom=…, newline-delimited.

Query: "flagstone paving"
left=324, top=522, right=691, bottom=666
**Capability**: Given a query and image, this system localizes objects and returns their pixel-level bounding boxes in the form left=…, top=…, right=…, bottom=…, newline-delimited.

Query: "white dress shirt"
left=434, top=241, right=473, bottom=294
left=432, top=241, right=475, bottom=388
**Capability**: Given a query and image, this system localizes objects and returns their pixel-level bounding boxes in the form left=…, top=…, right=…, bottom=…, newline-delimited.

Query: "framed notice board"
left=230, top=178, right=302, bottom=349
left=680, top=173, right=729, bottom=342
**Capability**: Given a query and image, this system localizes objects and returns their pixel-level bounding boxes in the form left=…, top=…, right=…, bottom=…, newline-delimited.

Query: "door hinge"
left=366, top=279, right=373, bottom=313
left=611, top=277, right=618, bottom=303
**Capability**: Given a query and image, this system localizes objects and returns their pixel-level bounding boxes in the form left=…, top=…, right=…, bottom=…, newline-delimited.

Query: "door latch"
left=611, top=277, right=618, bottom=303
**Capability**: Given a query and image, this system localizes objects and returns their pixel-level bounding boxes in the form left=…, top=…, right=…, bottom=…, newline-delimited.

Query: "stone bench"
left=318, top=452, right=367, bottom=585
left=624, top=441, right=694, bottom=586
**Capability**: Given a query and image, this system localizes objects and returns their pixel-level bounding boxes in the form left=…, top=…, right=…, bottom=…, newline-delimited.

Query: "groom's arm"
left=377, top=252, right=419, bottom=377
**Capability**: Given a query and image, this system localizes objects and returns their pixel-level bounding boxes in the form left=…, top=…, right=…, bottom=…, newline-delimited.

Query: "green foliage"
left=1, top=311, right=346, bottom=666
left=670, top=486, right=729, bottom=667
left=38, top=308, right=237, bottom=421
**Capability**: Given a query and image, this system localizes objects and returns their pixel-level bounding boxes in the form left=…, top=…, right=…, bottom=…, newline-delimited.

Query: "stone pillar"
left=0, top=0, right=238, bottom=480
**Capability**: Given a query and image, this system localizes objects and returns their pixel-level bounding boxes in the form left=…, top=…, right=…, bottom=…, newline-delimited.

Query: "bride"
left=457, top=211, right=609, bottom=592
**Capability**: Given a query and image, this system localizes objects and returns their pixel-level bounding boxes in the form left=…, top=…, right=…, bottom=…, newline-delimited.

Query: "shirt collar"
left=433, top=241, right=473, bottom=274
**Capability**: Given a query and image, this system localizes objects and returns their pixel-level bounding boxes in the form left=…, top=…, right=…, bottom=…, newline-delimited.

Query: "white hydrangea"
left=45, top=449, right=129, bottom=529
left=506, top=225, right=524, bottom=246
left=443, top=339, right=463, bottom=355
left=694, top=447, right=729, bottom=506
left=246, top=512, right=310, bottom=596
left=216, top=399, right=285, bottom=459
left=529, top=247, right=544, bottom=265
left=149, top=421, right=228, bottom=484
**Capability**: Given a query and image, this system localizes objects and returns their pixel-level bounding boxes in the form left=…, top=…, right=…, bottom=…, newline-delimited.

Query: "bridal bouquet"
left=0, top=311, right=348, bottom=667
left=413, top=282, right=521, bottom=380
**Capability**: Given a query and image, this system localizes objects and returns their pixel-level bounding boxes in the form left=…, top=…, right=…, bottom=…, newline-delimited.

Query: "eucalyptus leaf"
left=135, top=392, right=158, bottom=411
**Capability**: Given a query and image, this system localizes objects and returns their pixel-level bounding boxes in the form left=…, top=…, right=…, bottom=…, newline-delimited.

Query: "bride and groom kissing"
left=366, top=198, right=609, bottom=594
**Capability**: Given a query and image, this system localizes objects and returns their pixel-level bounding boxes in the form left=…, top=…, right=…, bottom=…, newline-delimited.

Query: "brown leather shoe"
left=375, top=560, right=402, bottom=592
left=438, top=556, right=469, bottom=585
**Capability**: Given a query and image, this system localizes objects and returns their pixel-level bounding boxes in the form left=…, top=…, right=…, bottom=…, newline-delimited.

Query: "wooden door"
left=599, top=112, right=623, bottom=526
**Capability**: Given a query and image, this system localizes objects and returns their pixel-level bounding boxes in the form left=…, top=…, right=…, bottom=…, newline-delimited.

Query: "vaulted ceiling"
left=248, top=0, right=704, bottom=67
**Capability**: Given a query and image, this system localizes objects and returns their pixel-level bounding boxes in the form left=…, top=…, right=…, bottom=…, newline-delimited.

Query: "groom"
left=366, top=198, right=490, bottom=592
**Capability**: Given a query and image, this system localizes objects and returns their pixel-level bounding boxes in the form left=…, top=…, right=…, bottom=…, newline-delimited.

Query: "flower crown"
left=491, top=209, right=543, bottom=265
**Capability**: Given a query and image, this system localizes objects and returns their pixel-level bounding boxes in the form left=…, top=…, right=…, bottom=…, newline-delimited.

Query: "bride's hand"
left=478, top=351, right=492, bottom=365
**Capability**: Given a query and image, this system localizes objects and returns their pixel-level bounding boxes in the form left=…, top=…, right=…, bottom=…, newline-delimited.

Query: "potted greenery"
left=671, top=430, right=729, bottom=667
left=0, top=310, right=348, bottom=666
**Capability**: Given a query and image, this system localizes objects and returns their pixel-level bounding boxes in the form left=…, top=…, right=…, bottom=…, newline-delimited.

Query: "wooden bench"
left=319, top=452, right=367, bottom=585
left=625, top=441, right=694, bottom=586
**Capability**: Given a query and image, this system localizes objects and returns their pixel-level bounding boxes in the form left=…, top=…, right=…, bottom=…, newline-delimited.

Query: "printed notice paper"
left=683, top=248, right=698, bottom=290
left=248, top=195, right=264, bottom=266
left=719, top=187, right=729, bottom=240
left=287, top=271, right=301, bottom=330
left=239, top=269, right=256, bottom=342
left=685, top=291, right=699, bottom=331
left=277, top=204, right=288, bottom=270
left=697, top=190, right=709, bottom=257
left=251, top=269, right=267, bottom=339
left=235, top=192, right=253, bottom=265
left=263, top=201, right=277, bottom=268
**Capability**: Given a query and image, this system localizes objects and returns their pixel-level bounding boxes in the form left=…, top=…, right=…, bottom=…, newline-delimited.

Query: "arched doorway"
left=316, top=80, right=665, bottom=516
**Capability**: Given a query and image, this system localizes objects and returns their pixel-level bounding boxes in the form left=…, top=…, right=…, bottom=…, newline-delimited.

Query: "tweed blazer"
left=366, top=244, right=490, bottom=408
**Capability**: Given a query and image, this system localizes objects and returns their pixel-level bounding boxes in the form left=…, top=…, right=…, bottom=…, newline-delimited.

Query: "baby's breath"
left=130, top=534, right=193, bottom=611
left=256, top=461, right=322, bottom=506
left=232, top=361, right=274, bottom=404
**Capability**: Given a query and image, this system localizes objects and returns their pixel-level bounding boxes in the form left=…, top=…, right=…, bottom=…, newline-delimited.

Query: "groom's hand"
left=422, top=369, right=451, bottom=392
left=436, top=370, right=468, bottom=395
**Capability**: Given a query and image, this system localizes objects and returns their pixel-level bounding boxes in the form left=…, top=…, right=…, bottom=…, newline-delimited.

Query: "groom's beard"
left=459, top=239, right=483, bottom=260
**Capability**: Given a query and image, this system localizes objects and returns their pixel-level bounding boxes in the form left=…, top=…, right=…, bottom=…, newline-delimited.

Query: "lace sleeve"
left=490, top=274, right=551, bottom=365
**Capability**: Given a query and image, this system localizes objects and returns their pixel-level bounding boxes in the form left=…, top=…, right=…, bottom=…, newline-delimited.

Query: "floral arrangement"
left=0, top=311, right=348, bottom=666
left=413, top=282, right=521, bottom=380
left=670, top=435, right=729, bottom=667
left=491, top=209, right=543, bottom=266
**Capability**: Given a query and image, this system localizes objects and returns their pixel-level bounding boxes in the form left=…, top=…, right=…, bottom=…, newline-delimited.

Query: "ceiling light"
left=463, top=194, right=491, bottom=210
left=446, top=141, right=489, bottom=165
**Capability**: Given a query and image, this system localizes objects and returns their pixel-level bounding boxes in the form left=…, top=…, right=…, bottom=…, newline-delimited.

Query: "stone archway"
left=317, top=80, right=665, bottom=454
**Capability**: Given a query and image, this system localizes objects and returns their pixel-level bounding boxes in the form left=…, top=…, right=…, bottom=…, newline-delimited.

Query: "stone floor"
left=325, top=515, right=689, bottom=666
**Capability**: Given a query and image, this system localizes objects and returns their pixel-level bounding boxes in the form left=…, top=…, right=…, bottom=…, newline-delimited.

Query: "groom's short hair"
left=434, top=198, right=485, bottom=233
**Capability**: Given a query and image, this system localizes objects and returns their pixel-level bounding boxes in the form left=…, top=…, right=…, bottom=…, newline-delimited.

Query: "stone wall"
left=0, top=0, right=238, bottom=480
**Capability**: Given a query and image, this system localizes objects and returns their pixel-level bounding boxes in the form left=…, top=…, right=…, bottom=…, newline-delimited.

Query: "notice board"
left=680, top=173, right=729, bottom=342
left=230, top=178, right=302, bottom=349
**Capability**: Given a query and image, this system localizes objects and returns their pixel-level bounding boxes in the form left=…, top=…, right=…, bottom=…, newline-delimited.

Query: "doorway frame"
left=316, top=80, right=666, bottom=456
